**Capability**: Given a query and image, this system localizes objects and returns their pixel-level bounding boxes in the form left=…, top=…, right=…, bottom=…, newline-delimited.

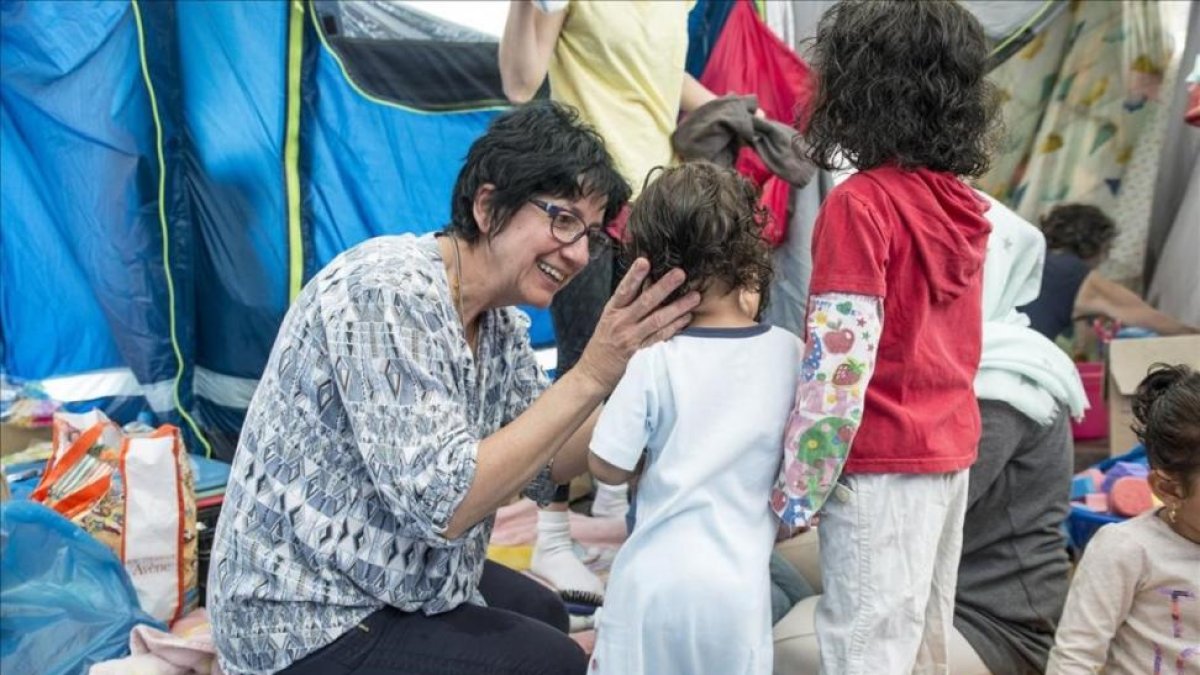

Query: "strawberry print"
left=832, top=358, right=865, bottom=386
left=774, top=292, right=882, bottom=528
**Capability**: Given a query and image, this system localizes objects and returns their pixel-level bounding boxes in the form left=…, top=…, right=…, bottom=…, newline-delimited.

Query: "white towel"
left=975, top=193, right=1088, bottom=425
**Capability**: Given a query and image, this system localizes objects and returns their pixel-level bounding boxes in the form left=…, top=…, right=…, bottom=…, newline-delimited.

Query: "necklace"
left=448, top=234, right=476, bottom=347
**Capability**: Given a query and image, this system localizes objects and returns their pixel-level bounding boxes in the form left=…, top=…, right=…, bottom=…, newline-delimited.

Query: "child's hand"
left=776, top=520, right=810, bottom=541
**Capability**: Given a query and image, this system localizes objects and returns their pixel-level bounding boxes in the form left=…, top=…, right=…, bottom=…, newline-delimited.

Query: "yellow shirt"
left=549, top=0, right=694, bottom=197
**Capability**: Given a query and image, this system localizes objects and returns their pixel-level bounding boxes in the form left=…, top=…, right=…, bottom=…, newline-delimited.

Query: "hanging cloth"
left=697, top=0, right=814, bottom=246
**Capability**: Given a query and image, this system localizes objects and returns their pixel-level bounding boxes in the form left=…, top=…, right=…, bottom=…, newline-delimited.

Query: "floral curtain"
left=979, top=0, right=1174, bottom=283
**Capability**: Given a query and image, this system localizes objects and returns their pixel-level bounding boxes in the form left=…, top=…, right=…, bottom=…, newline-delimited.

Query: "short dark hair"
left=447, top=101, right=630, bottom=242
left=1039, top=203, right=1118, bottom=260
left=804, top=0, right=999, bottom=177
left=624, top=162, right=773, bottom=312
left=1133, top=364, right=1200, bottom=492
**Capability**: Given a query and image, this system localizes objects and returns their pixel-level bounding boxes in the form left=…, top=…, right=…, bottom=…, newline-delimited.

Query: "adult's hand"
left=574, top=258, right=700, bottom=392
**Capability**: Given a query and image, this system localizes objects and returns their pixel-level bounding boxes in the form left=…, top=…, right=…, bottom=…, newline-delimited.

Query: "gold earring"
left=1167, top=504, right=1179, bottom=524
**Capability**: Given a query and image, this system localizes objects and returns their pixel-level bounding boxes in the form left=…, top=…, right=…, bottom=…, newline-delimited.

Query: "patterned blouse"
left=209, top=234, right=555, bottom=675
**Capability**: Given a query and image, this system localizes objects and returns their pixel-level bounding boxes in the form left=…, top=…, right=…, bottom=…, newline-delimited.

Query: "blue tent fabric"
left=305, top=39, right=500, bottom=266
left=1, top=1, right=167, bottom=391
left=171, top=0, right=294, bottom=455
left=179, top=0, right=291, bottom=383
left=1, top=0, right=556, bottom=459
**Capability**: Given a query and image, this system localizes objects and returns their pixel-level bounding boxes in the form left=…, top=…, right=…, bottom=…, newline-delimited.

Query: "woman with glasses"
left=207, top=101, right=700, bottom=675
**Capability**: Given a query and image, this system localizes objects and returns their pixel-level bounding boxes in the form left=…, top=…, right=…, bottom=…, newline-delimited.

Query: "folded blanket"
left=90, top=608, right=222, bottom=675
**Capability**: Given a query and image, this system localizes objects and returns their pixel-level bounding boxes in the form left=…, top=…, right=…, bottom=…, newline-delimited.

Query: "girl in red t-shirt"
left=770, top=1, right=999, bottom=672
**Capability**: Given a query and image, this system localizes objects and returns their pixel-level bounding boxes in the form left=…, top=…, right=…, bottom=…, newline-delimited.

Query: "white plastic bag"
left=33, top=410, right=198, bottom=624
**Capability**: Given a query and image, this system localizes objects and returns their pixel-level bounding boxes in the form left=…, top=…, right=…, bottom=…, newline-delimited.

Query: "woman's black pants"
left=280, top=561, right=587, bottom=674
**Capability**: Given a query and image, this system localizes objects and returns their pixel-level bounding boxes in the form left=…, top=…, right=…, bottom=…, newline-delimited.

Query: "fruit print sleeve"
left=771, top=291, right=883, bottom=528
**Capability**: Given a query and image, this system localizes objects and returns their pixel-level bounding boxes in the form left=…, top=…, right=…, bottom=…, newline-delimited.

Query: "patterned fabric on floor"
left=490, top=498, right=627, bottom=652
left=489, top=498, right=627, bottom=577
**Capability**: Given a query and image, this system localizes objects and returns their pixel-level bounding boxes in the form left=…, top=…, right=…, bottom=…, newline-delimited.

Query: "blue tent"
left=1, top=0, right=553, bottom=459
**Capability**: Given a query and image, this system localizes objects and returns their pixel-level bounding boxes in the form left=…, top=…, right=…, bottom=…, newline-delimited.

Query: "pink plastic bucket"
left=1071, top=362, right=1108, bottom=440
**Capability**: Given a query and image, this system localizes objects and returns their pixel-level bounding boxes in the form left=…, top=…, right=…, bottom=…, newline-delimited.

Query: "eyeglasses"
left=529, top=199, right=605, bottom=246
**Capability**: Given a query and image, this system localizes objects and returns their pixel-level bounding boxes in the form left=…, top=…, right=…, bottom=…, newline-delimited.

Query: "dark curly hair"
left=624, top=162, right=773, bottom=315
left=1039, top=203, right=1118, bottom=261
left=1133, top=364, right=1200, bottom=492
left=448, top=101, right=630, bottom=243
left=804, top=0, right=999, bottom=177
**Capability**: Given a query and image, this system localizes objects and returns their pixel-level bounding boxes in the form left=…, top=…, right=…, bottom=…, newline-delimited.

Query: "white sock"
left=591, top=481, right=629, bottom=520
left=531, top=509, right=604, bottom=596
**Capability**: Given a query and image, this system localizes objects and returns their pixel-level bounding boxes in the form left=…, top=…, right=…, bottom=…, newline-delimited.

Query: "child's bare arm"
left=589, top=452, right=635, bottom=485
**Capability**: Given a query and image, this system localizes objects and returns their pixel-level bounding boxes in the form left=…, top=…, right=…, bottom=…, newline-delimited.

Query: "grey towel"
left=672, top=95, right=816, bottom=187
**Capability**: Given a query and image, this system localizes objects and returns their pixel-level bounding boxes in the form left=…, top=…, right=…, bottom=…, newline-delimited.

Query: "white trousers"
left=814, top=471, right=970, bottom=675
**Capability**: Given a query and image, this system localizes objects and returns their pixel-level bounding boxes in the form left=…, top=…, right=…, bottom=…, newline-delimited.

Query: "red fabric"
left=699, top=0, right=814, bottom=246
left=808, top=166, right=992, bottom=474
left=732, top=149, right=789, bottom=247
left=760, top=177, right=790, bottom=246
left=734, top=146, right=770, bottom=185
left=699, top=0, right=813, bottom=124
left=1186, top=82, right=1200, bottom=127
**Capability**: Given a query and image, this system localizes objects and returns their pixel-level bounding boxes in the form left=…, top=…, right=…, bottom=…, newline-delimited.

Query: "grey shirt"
left=209, top=234, right=553, bottom=674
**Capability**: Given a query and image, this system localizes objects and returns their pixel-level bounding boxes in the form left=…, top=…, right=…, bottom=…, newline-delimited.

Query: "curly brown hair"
left=803, top=0, right=999, bottom=177
left=1039, top=203, right=1117, bottom=260
left=624, top=162, right=773, bottom=314
left=1133, top=364, right=1200, bottom=492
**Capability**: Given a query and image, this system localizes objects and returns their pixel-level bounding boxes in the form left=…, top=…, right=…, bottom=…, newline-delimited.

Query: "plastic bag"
left=0, top=501, right=163, bottom=675
left=30, top=410, right=198, bottom=624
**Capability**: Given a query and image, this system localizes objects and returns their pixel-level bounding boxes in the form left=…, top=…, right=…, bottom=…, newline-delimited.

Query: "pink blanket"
left=90, top=609, right=221, bottom=675
left=491, top=498, right=627, bottom=655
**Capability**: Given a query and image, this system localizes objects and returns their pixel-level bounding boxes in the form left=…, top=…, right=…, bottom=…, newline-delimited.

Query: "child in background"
left=770, top=1, right=998, bottom=672
left=1018, top=203, right=1198, bottom=341
left=1047, top=364, right=1200, bottom=674
left=587, top=163, right=801, bottom=674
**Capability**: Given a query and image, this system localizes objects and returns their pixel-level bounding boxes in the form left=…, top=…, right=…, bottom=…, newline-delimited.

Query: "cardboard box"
left=1106, top=335, right=1200, bottom=455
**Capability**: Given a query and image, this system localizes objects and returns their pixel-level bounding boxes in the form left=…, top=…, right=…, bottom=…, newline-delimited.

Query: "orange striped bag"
left=31, top=410, right=198, bottom=625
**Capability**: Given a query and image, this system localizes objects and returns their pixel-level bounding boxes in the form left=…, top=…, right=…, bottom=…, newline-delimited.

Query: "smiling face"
left=474, top=186, right=607, bottom=309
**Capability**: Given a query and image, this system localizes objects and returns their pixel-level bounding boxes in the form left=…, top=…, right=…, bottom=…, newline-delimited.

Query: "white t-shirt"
left=589, top=324, right=803, bottom=675
left=1047, top=510, right=1200, bottom=674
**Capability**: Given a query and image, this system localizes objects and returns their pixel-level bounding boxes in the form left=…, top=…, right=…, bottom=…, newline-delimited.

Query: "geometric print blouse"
left=209, top=234, right=553, bottom=674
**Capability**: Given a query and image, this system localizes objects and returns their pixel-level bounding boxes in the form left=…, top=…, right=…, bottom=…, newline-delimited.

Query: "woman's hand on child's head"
left=576, top=258, right=700, bottom=392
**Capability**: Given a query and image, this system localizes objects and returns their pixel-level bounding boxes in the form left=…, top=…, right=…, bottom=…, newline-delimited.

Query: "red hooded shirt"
left=808, top=166, right=992, bottom=474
